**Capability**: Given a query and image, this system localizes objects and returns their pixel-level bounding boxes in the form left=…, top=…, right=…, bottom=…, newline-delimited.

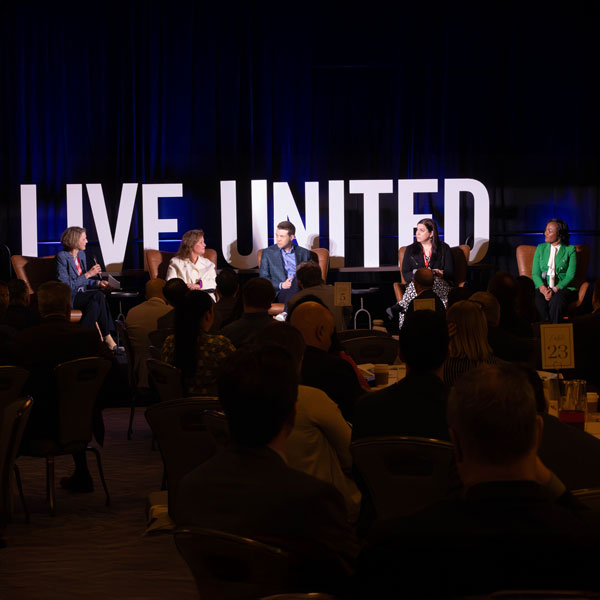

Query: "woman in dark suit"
left=56, top=226, right=117, bottom=350
left=397, top=218, right=454, bottom=328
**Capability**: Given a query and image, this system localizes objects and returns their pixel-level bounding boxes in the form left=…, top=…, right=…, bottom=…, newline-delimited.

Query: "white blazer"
left=166, top=256, right=217, bottom=299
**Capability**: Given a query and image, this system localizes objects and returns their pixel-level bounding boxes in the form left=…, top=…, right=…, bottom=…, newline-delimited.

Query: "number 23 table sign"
left=540, top=323, right=575, bottom=370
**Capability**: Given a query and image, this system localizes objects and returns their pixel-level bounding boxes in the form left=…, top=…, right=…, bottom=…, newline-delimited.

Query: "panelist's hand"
left=85, top=264, right=102, bottom=279
left=98, top=280, right=110, bottom=289
left=433, top=269, right=443, bottom=277
left=187, top=283, right=202, bottom=290
left=281, top=276, right=294, bottom=290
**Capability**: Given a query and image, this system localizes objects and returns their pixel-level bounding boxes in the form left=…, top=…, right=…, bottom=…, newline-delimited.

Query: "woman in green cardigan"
left=532, top=218, right=577, bottom=323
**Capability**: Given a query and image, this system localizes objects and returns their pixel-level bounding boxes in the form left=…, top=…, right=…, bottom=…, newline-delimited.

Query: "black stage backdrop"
left=1, top=2, right=599, bottom=277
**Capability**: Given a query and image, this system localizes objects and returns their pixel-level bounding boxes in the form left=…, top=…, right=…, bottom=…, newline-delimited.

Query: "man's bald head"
left=414, top=268, right=434, bottom=294
left=289, top=301, right=334, bottom=351
left=145, top=279, right=166, bottom=301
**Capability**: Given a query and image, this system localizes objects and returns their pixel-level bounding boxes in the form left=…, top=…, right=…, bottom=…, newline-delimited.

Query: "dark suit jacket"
left=259, top=244, right=312, bottom=291
left=571, top=309, right=600, bottom=387
left=404, top=289, right=446, bottom=320
left=56, top=249, right=99, bottom=303
left=220, top=311, right=273, bottom=348
left=401, top=241, right=454, bottom=284
left=301, top=345, right=364, bottom=422
left=174, top=445, right=358, bottom=584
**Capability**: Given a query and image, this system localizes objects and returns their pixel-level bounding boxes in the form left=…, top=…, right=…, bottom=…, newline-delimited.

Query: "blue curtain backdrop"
left=1, top=2, right=599, bottom=274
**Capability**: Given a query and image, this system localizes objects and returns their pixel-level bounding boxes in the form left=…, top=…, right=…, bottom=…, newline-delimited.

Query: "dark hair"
left=0, top=280, right=8, bottom=317
left=60, top=226, right=86, bottom=250
left=400, top=310, right=448, bottom=371
left=175, top=229, right=205, bottom=259
left=163, top=278, right=188, bottom=307
left=242, top=277, right=275, bottom=310
left=547, top=218, right=570, bottom=246
left=447, top=364, right=537, bottom=465
left=296, top=261, right=322, bottom=289
left=413, top=268, right=434, bottom=289
left=257, top=322, right=306, bottom=369
left=216, top=269, right=239, bottom=298
left=8, top=279, right=30, bottom=305
left=417, top=218, right=441, bottom=254
left=447, top=286, right=474, bottom=308
left=487, top=272, right=517, bottom=314
left=174, top=291, right=214, bottom=378
left=37, top=281, right=71, bottom=317
left=218, top=345, right=298, bottom=447
left=277, top=221, right=296, bottom=236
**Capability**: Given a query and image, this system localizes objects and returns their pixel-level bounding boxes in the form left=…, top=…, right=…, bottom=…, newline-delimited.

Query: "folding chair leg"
left=46, top=456, right=56, bottom=516
left=87, top=446, right=110, bottom=506
left=13, top=464, right=29, bottom=523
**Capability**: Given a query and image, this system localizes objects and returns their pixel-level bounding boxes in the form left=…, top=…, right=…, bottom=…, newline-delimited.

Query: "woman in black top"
left=397, top=218, right=454, bottom=328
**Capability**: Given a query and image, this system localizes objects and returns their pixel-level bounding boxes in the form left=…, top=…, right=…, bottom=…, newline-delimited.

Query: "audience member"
left=447, top=285, right=473, bottom=307
left=443, top=300, right=500, bottom=387
left=161, top=290, right=234, bottom=395
left=158, top=277, right=188, bottom=329
left=488, top=271, right=532, bottom=337
left=288, top=261, right=348, bottom=331
left=220, top=277, right=275, bottom=347
left=2, top=279, right=40, bottom=330
left=259, top=322, right=361, bottom=521
left=290, top=301, right=364, bottom=422
left=211, top=268, right=241, bottom=332
left=0, top=280, right=15, bottom=362
left=402, top=267, right=446, bottom=323
left=515, top=274, right=539, bottom=323
left=174, top=344, right=358, bottom=589
left=358, top=364, right=600, bottom=596
left=0, top=280, right=9, bottom=319
left=125, top=279, right=173, bottom=388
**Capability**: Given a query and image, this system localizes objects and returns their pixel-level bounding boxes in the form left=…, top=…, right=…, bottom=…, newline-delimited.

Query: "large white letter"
left=66, top=184, right=84, bottom=226
left=273, top=181, right=320, bottom=249
left=87, top=183, right=139, bottom=270
left=444, top=178, right=490, bottom=263
left=349, top=180, right=393, bottom=268
left=20, top=184, right=38, bottom=256
left=142, top=183, right=180, bottom=258
left=328, top=180, right=345, bottom=268
left=220, top=180, right=268, bottom=269
left=397, top=179, right=436, bottom=253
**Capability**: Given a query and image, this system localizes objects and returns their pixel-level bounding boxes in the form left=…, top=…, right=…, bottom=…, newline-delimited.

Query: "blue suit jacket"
left=56, top=250, right=98, bottom=303
left=259, top=244, right=312, bottom=290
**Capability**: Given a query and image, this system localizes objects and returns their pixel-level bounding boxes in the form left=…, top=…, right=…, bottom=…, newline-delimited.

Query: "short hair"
left=258, top=322, right=306, bottom=368
left=447, top=286, right=474, bottom=307
left=447, top=300, right=492, bottom=361
left=487, top=272, right=517, bottom=308
left=447, top=364, right=537, bottom=464
left=60, top=226, right=86, bottom=251
left=414, top=268, right=434, bottom=289
left=469, top=292, right=501, bottom=328
left=400, top=310, right=448, bottom=371
left=163, top=278, right=188, bottom=307
left=547, top=218, right=570, bottom=246
left=8, top=279, right=29, bottom=305
left=276, top=221, right=296, bottom=236
left=145, top=279, right=166, bottom=300
left=216, top=269, right=239, bottom=298
left=296, top=261, right=322, bottom=289
left=242, top=277, right=275, bottom=310
left=37, top=281, right=71, bottom=317
left=218, top=345, right=298, bottom=447
left=175, top=229, right=205, bottom=260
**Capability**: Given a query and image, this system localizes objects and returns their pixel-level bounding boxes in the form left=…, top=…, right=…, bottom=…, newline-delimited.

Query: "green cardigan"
left=532, top=243, right=577, bottom=291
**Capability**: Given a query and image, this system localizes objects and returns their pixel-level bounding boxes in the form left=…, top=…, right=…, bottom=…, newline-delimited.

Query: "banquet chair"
left=0, top=366, right=29, bottom=406
left=572, top=488, right=600, bottom=511
left=336, top=329, right=392, bottom=342
left=10, top=254, right=82, bottom=322
left=18, top=357, right=111, bottom=516
left=203, top=410, right=230, bottom=450
left=340, top=335, right=398, bottom=365
left=516, top=244, right=590, bottom=314
left=147, top=358, right=183, bottom=403
left=174, top=528, right=290, bottom=600
left=145, top=397, right=221, bottom=515
left=393, top=245, right=470, bottom=303
left=148, top=328, right=173, bottom=354
left=1, top=397, right=33, bottom=528
left=145, top=248, right=218, bottom=281
left=351, top=436, right=454, bottom=521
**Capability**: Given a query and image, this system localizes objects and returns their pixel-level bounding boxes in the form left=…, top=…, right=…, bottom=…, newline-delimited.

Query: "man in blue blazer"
left=259, top=220, right=312, bottom=304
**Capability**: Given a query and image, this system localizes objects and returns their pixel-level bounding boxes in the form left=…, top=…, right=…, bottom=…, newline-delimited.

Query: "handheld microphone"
left=93, top=255, right=102, bottom=280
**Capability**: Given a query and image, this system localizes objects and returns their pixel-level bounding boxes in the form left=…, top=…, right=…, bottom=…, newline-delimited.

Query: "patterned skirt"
left=398, top=277, right=450, bottom=329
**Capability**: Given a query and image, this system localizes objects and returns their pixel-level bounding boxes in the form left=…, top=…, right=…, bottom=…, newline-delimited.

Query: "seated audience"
left=488, top=271, right=532, bottom=337
left=210, top=268, right=241, bottom=332
left=290, top=301, right=364, bottom=422
left=259, top=322, right=361, bottom=521
left=447, top=285, right=473, bottom=307
left=515, top=274, right=539, bottom=324
left=174, top=344, right=359, bottom=588
left=125, top=279, right=173, bottom=388
left=2, top=279, right=40, bottom=330
left=220, top=277, right=274, bottom=347
left=0, top=280, right=15, bottom=362
left=13, top=281, right=116, bottom=492
left=402, top=267, right=446, bottom=323
left=444, top=300, right=500, bottom=387
left=358, top=364, right=600, bottom=596
left=162, top=290, right=234, bottom=396
left=157, top=277, right=188, bottom=329
left=288, top=261, right=348, bottom=331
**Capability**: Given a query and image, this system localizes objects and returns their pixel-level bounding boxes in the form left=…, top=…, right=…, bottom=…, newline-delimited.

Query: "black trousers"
left=276, top=278, right=300, bottom=308
left=535, top=288, right=577, bottom=323
left=73, top=289, right=115, bottom=336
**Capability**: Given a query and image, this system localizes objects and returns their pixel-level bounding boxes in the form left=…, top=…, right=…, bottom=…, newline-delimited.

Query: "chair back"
left=145, top=397, right=221, bottom=515
left=450, top=245, right=470, bottom=286
left=54, top=357, right=111, bottom=447
left=10, top=254, right=56, bottom=295
left=0, top=397, right=33, bottom=524
left=0, top=366, right=29, bottom=405
left=257, top=248, right=329, bottom=283
left=397, top=247, right=408, bottom=283
left=148, top=328, right=174, bottom=353
left=147, top=358, right=183, bottom=402
left=340, top=336, right=398, bottom=365
left=351, top=436, right=454, bottom=520
left=146, top=248, right=218, bottom=280
left=203, top=410, right=230, bottom=449
left=337, top=329, right=393, bottom=342
left=174, top=528, right=290, bottom=600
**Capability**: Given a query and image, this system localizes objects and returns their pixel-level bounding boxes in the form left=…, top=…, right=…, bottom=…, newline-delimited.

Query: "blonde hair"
left=176, top=229, right=205, bottom=260
left=60, top=226, right=86, bottom=250
left=447, top=300, right=492, bottom=361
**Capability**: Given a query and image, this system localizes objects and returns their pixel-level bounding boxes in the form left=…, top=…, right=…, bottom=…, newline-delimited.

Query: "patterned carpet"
left=1, top=408, right=197, bottom=599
